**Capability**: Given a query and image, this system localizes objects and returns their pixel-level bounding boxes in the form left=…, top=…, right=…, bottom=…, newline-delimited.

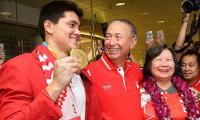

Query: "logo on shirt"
left=102, top=84, right=112, bottom=90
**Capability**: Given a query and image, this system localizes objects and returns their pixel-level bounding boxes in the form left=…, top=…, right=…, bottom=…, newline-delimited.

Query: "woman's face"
left=151, top=49, right=175, bottom=82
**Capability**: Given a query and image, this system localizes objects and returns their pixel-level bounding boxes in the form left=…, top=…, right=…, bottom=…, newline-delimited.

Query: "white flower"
left=140, top=88, right=151, bottom=107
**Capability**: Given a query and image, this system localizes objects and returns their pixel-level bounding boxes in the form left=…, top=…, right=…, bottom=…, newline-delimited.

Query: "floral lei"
left=142, top=76, right=200, bottom=119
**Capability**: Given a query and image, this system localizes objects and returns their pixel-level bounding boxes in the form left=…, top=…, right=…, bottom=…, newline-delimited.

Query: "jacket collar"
left=192, top=75, right=200, bottom=87
left=100, top=53, right=132, bottom=71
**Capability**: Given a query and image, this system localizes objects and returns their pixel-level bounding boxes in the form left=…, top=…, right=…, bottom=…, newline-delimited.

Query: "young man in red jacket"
left=0, top=1, right=86, bottom=120
left=82, top=19, right=143, bottom=120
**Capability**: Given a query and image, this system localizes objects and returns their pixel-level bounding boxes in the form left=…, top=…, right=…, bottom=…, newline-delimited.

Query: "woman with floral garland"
left=140, top=44, right=200, bottom=119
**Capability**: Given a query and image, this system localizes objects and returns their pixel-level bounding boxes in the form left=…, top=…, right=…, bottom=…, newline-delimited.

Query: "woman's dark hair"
left=180, top=48, right=200, bottom=66
left=143, top=44, right=181, bottom=78
left=38, top=0, right=83, bottom=40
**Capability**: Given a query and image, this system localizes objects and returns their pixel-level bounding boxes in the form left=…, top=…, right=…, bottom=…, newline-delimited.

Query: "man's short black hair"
left=38, top=0, right=83, bottom=40
left=180, top=49, right=200, bottom=66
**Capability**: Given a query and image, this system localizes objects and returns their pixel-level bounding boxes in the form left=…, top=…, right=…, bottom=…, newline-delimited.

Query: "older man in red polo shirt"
left=82, top=19, right=143, bottom=120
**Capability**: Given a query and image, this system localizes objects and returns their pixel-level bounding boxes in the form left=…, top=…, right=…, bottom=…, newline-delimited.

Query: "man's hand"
left=182, top=12, right=190, bottom=23
left=46, top=56, right=80, bottom=101
left=146, top=38, right=155, bottom=50
left=156, top=37, right=166, bottom=45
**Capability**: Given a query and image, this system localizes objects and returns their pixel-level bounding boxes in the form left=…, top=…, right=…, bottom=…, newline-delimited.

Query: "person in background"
left=174, top=12, right=200, bottom=61
left=81, top=19, right=143, bottom=120
left=0, top=54, right=5, bottom=69
left=174, top=12, right=190, bottom=61
left=94, top=40, right=105, bottom=61
left=145, top=36, right=155, bottom=50
left=180, top=49, right=200, bottom=109
left=0, top=43, right=5, bottom=69
left=126, top=51, right=135, bottom=62
left=140, top=44, right=200, bottom=119
left=173, top=12, right=200, bottom=105
left=0, top=1, right=86, bottom=120
left=145, top=30, right=166, bottom=50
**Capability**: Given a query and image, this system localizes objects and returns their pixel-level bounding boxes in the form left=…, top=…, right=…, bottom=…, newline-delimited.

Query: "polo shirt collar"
left=100, top=53, right=132, bottom=71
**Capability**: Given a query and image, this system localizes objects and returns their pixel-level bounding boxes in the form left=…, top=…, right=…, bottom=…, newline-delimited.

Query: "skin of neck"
left=112, top=58, right=126, bottom=70
left=51, top=45, right=69, bottom=58
left=46, top=38, right=69, bottom=58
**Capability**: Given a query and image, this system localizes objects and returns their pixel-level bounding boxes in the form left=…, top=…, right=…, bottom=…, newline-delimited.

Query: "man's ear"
left=130, top=37, right=137, bottom=49
left=44, top=20, right=54, bottom=34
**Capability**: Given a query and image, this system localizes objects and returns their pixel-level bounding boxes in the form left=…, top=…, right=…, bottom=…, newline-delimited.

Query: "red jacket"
left=191, top=75, right=200, bottom=91
left=0, top=46, right=61, bottom=120
left=191, top=75, right=200, bottom=111
left=82, top=53, right=143, bottom=120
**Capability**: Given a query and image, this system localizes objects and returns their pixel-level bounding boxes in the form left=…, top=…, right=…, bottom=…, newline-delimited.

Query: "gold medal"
left=70, top=49, right=88, bottom=69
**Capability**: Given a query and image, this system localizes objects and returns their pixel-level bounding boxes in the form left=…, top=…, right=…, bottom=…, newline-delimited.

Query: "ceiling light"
left=140, top=12, right=149, bottom=15
left=0, top=11, right=11, bottom=16
left=115, top=2, right=125, bottom=6
left=157, top=20, right=165, bottom=23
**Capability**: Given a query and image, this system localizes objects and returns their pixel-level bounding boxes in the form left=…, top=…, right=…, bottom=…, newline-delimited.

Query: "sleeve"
left=81, top=67, right=91, bottom=80
left=80, top=69, right=103, bottom=120
left=0, top=62, right=62, bottom=120
left=133, top=63, right=143, bottom=82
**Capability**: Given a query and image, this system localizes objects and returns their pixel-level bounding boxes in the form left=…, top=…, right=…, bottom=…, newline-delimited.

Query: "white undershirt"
left=70, top=74, right=86, bottom=120
left=59, top=74, right=86, bottom=120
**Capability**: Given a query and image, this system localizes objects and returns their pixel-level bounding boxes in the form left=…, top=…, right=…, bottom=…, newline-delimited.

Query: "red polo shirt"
left=82, top=53, right=143, bottom=120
